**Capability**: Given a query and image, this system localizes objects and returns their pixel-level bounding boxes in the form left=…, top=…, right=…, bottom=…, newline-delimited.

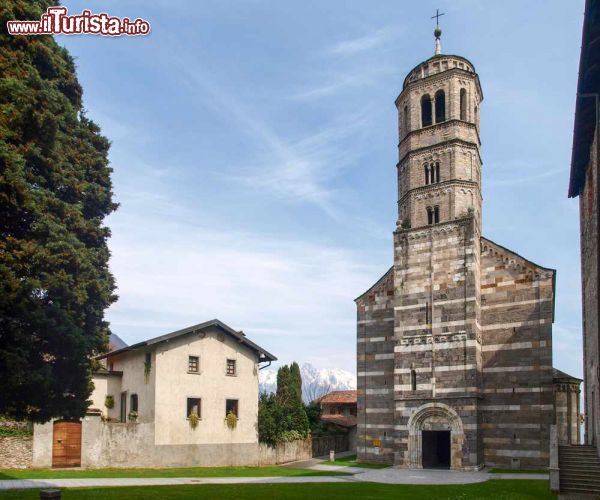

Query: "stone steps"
left=559, top=445, right=600, bottom=495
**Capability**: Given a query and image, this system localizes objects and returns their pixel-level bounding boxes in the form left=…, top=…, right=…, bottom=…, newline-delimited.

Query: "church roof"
left=402, top=54, right=478, bottom=90
left=354, top=266, right=393, bottom=302
left=96, top=319, right=277, bottom=363
left=569, top=0, right=600, bottom=197
left=481, top=236, right=556, bottom=322
left=553, top=368, right=583, bottom=383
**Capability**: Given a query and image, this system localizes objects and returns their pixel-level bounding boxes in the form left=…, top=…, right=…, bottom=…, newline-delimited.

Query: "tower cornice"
left=393, top=214, right=476, bottom=237
left=398, top=179, right=481, bottom=207
left=398, top=120, right=481, bottom=164
left=397, top=137, right=483, bottom=167
left=396, top=66, right=483, bottom=106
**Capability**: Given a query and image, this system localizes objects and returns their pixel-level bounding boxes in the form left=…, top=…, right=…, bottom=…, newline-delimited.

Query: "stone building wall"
left=356, top=267, right=395, bottom=464
left=0, top=437, right=32, bottom=469
left=390, top=218, right=482, bottom=470
left=479, top=238, right=555, bottom=469
left=580, top=132, right=599, bottom=449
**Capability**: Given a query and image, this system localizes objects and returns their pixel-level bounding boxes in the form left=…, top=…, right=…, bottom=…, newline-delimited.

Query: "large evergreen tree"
left=0, top=1, right=117, bottom=422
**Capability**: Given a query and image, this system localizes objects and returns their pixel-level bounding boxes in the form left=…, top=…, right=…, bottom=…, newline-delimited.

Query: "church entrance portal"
left=422, top=430, right=451, bottom=469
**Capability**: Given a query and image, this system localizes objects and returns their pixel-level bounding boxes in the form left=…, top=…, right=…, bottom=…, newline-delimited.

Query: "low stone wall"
left=34, top=417, right=311, bottom=468
left=0, top=437, right=32, bottom=469
left=258, top=438, right=312, bottom=465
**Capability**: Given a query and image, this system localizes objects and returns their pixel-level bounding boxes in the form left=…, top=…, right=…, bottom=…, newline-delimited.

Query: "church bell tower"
left=391, top=25, right=484, bottom=469
left=356, top=18, right=556, bottom=472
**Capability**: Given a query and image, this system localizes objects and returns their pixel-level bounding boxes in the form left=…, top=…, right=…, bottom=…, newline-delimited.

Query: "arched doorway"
left=407, top=403, right=464, bottom=470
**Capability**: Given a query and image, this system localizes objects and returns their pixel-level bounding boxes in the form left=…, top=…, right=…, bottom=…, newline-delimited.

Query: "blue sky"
left=57, top=0, right=585, bottom=376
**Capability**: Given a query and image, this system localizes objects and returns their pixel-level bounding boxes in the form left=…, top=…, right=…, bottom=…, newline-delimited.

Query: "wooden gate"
left=52, top=420, right=81, bottom=468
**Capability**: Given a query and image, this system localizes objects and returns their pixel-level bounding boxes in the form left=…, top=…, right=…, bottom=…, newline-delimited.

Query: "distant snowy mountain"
left=259, top=362, right=356, bottom=403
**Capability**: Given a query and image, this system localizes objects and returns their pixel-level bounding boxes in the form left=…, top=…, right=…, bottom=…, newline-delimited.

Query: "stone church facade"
left=356, top=39, right=580, bottom=470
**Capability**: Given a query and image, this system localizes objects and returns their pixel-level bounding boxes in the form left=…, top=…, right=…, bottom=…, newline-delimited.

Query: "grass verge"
left=0, top=480, right=555, bottom=499
left=0, top=466, right=350, bottom=480
left=326, top=454, right=390, bottom=469
left=489, top=468, right=548, bottom=474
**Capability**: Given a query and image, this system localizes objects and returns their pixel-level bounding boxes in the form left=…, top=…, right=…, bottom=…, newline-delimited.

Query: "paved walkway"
left=0, top=476, right=349, bottom=490
left=354, top=467, right=548, bottom=485
left=0, top=465, right=549, bottom=490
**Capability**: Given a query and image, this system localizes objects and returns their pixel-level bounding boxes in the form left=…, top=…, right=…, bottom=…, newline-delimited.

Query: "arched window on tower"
left=410, top=370, right=417, bottom=391
left=424, top=163, right=430, bottom=185
left=435, top=161, right=440, bottom=183
left=434, top=206, right=440, bottom=224
left=427, top=207, right=433, bottom=225
left=403, top=105, right=408, bottom=134
left=435, top=90, right=446, bottom=123
left=421, top=94, right=432, bottom=127
left=460, top=88, right=467, bottom=121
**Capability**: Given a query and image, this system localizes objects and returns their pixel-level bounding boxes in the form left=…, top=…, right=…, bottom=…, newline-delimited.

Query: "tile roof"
left=318, top=390, right=357, bottom=404
left=321, top=414, right=357, bottom=428
left=96, top=319, right=276, bottom=363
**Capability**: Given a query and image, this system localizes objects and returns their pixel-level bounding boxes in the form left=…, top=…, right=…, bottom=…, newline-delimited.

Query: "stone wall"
left=0, top=437, right=32, bottom=469
left=479, top=238, right=555, bottom=469
left=33, top=417, right=310, bottom=468
left=258, top=439, right=311, bottom=465
left=356, top=267, right=395, bottom=464
left=580, top=132, right=599, bottom=451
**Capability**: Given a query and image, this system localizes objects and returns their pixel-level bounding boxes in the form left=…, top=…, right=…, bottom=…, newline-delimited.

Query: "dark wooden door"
left=52, top=420, right=81, bottom=468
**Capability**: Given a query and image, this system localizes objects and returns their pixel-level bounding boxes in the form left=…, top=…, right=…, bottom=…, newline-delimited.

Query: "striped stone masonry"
left=355, top=49, right=577, bottom=471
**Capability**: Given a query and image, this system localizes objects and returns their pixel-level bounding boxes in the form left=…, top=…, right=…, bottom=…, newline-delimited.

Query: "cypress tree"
left=0, top=1, right=117, bottom=422
left=289, top=361, right=303, bottom=403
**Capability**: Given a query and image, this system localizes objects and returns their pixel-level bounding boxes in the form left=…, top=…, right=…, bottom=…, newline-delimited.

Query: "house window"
left=226, top=359, right=237, bottom=376
left=130, top=393, right=138, bottom=412
left=187, top=397, right=201, bottom=418
left=188, top=356, right=199, bottom=373
left=226, top=399, right=239, bottom=418
left=145, top=352, right=151, bottom=368
left=410, top=370, right=417, bottom=391
left=120, top=392, right=127, bottom=422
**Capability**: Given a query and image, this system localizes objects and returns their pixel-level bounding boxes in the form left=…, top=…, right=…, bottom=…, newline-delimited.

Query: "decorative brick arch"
left=406, top=403, right=464, bottom=469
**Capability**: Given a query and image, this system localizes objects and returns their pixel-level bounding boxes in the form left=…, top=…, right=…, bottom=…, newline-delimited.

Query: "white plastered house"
left=33, top=319, right=277, bottom=468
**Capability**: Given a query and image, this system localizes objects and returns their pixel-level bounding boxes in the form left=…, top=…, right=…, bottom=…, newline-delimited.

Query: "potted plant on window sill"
left=128, top=411, right=138, bottom=423
left=188, top=410, right=200, bottom=430
left=225, top=411, right=238, bottom=430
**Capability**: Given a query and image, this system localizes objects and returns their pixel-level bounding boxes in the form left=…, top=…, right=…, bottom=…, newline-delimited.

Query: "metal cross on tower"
left=431, top=9, right=445, bottom=28
left=431, top=9, right=444, bottom=54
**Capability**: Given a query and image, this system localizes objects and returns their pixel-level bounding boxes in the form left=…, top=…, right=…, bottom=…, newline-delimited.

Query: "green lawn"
left=0, top=466, right=349, bottom=480
left=327, top=454, right=390, bottom=469
left=489, top=468, right=548, bottom=474
left=0, top=481, right=555, bottom=499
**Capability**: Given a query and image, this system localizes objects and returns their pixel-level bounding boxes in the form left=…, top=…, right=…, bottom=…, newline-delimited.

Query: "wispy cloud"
left=106, top=200, right=379, bottom=373
left=227, top=108, right=373, bottom=218
left=290, top=66, right=393, bottom=101
left=142, top=42, right=376, bottom=219
left=328, top=27, right=396, bottom=56
left=486, top=167, right=566, bottom=187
